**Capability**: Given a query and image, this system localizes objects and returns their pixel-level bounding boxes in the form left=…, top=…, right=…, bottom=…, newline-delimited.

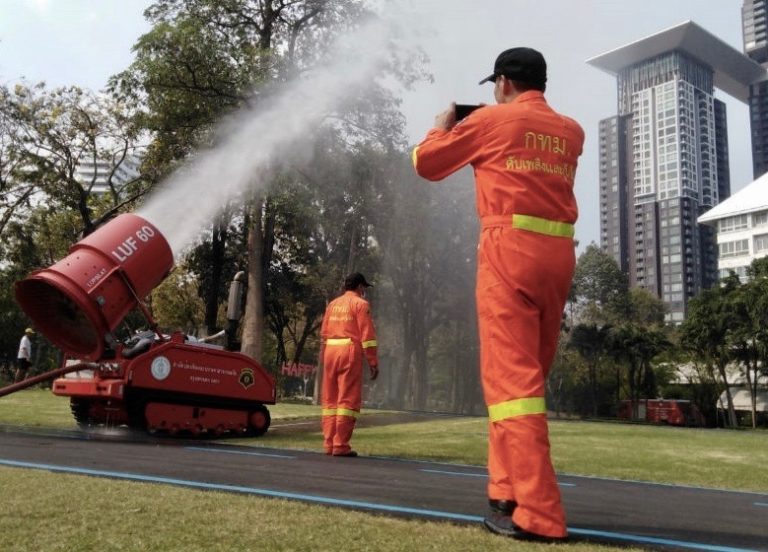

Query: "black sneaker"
left=483, top=512, right=568, bottom=543
left=483, top=511, right=517, bottom=538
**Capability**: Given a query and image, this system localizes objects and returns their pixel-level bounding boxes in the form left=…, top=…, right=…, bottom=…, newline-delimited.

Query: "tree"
left=570, top=244, right=628, bottom=325
left=0, top=83, right=148, bottom=238
left=0, top=207, right=100, bottom=373
left=626, top=287, right=666, bottom=328
left=730, top=258, right=768, bottom=428
left=680, top=278, right=739, bottom=427
left=608, top=324, right=669, bottom=420
left=112, top=0, right=425, bottom=372
left=361, top=149, right=480, bottom=411
left=151, top=265, right=207, bottom=334
left=567, top=323, right=611, bottom=416
left=0, top=217, right=46, bottom=374
left=110, top=2, right=270, bottom=355
left=185, top=211, right=242, bottom=335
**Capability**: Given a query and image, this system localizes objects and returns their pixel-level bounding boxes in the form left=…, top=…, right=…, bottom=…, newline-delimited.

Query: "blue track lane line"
left=420, top=468, right=487, bottom=478
left=365, top=453, right=482, bottom=469
left=755, top=502, right=768, bottom=507
left=419, top=468, right=577, bottom=487
left=0, top=458, right=757, bottom=552
left=184, top=447, right=296, bottom=459
left=565, top=528, right=759, bottom=552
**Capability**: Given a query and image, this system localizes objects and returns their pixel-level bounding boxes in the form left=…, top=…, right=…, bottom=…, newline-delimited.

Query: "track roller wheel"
left=248, top=404, right=271, bottom=437
left=126, top=398, right=147, bottom=431
left=70, top=398, right=94, bottom=428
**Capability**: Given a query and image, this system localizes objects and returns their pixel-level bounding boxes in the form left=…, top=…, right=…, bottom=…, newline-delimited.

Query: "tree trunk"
left=395, top=294, right=425, bottom=410
left=745, top=359, right=757, bottom=429
left=241, top=197, right=264, bottom=363
left=589, top=361, right=598, bottom=417
left=414, top=334, right=428, bottom=410
left=345, top=225, right=357, bottom=274
left=394, top=350, right=411, bottom=409
left=262, top=197, right=276, bottom=281
left=204, top=215, right=228, bottom=335
left=450, top=320, right=460, bottom=412
left=629, top=362, right=640, bottom=420
left=716, top=363, right=738, bottom=428
left=293, top=308, right=321, bottom=365
left=461, top=302, right=480, bottom=415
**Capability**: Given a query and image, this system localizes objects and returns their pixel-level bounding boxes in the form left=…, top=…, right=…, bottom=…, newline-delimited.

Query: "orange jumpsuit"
left=320, top=290, right=379, bottom=455
left=412, top=91, right=583, bottom=538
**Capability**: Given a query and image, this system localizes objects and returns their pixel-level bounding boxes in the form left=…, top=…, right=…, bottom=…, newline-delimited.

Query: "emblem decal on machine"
left=239, top=367, right=255, bottom=389
left=151, top=356, right=171, bottom=381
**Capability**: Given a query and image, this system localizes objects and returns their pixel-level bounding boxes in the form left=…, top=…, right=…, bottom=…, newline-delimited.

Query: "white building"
left=75, top=154, right=141, bottom=195
left=698, top=171, right=768, bottom=281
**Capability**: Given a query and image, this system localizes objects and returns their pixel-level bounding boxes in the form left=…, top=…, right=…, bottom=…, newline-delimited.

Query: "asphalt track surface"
left=0, top=419, right=766, bottom=552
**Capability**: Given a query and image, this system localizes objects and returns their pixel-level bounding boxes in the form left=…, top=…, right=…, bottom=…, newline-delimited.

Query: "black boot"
left=488, top=499, right=516, bottom=515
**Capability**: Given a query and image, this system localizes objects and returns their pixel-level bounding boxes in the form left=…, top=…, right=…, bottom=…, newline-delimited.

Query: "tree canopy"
left=1, top=2, right=764, bottom=427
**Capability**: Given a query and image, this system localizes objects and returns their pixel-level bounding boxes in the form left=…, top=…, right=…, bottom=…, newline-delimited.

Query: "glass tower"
left=743, top=0, right=768, bottom=177
left=598, top=52, right=727, bottom=323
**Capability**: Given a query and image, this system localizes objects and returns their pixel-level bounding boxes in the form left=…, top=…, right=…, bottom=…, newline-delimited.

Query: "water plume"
left=137, top=14, right=396, bottom=257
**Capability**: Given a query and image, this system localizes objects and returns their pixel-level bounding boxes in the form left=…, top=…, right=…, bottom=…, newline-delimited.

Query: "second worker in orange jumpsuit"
left=320, top=272, right=379, bottom=457
left=412, top=48, right=584, bottom=542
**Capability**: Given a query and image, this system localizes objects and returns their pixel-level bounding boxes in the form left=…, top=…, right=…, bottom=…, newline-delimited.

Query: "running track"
left=0, top=424, right=765, bottom=551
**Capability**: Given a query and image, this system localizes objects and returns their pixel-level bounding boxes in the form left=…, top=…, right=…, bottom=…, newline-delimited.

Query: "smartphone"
left=455, top=104, right=482, bottom=121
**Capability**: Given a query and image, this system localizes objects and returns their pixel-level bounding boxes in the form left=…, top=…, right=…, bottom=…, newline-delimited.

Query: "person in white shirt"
left=15, top=328, right=34, bottom=383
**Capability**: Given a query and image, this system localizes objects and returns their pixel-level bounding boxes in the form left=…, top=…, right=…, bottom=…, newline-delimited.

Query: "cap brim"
left=478, top=73, right=495, bottom=85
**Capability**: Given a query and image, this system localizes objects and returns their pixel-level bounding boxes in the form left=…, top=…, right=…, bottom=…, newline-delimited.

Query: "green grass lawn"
left=0, top=466, right=633, bottom=552
left=0, top=388, right=765, bottom=551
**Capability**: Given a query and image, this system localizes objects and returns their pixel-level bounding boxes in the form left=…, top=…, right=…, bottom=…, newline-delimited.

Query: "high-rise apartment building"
left=743, top=0, right=768, bottom=177
left=743, top=0, right=768, bottom=63
left=589, top=22, right=764, bottom=323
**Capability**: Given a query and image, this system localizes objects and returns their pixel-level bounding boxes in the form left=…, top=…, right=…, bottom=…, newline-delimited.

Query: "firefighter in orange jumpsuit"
left=320, top=272, right=379, bottom=457
left=412, top=48, right=583, bottom=542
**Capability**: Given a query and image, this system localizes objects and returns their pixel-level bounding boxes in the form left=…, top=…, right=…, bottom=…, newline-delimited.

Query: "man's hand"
left=434, top=103, right=457, bottom=131
left=370, top=365, right=379, bottom=381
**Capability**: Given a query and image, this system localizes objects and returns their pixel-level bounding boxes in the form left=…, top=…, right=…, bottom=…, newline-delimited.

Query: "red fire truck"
left=618, top=399, right=705, bottom=427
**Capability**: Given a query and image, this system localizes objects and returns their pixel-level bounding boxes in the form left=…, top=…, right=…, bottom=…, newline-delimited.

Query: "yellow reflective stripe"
left=326, top=338, right=352, bottom=346
left=488, top=397, right=546, bottom=422
left=411, top=145, right=420, bottom=168
left=336, top=408, right=359, bottom=418
left=362, top=340, right=377, bottom=349
left=512, top=214, right=574, bottom=238
left=321, top=407, right=360, bottom=418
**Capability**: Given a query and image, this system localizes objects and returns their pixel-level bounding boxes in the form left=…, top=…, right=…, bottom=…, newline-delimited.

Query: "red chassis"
left=54, top=332, right=275, bottom=436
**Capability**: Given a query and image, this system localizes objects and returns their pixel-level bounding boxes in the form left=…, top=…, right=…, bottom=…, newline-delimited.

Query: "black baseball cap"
left=478, top=47, right=547, bottom=87
left=344, top=272, right=373, bottom=290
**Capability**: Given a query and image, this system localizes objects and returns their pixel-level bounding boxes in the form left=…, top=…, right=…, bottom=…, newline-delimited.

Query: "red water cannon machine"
left=2, top=213, right=275, bottom=436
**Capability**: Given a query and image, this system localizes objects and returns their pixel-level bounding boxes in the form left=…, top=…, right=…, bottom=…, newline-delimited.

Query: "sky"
left=0, top=0, right=753, bottom=250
